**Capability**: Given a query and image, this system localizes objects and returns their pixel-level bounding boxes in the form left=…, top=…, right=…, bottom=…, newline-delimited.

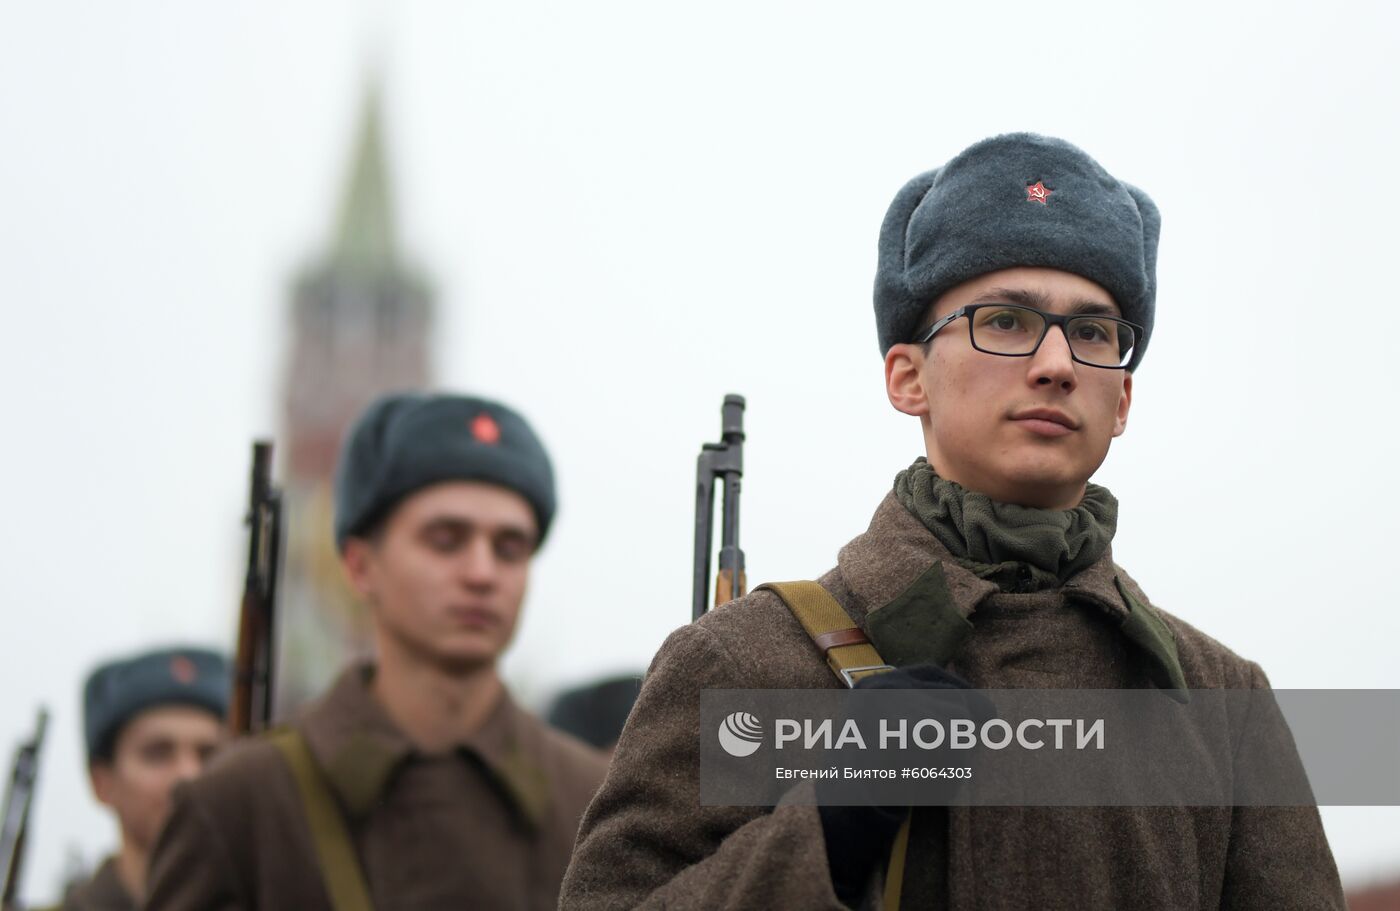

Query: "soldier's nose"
left=458, top=537, right=498, bottom=588
left=1030, top=327, right=1077, bottom=390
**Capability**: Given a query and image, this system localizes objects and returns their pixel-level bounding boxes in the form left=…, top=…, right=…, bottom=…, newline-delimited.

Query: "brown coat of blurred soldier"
left=144, top=393, right=608, bottom=911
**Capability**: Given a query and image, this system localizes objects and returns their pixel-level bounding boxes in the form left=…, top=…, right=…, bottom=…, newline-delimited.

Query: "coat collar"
left=296, top=663, right=551, bottom=827
left=836, top=491, right=1187, bottom=700
left=66, top=855, right=136, bottom=911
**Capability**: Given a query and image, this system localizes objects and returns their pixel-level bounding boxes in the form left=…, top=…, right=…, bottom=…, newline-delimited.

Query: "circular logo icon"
left=717, top=712, right=763, bottom=757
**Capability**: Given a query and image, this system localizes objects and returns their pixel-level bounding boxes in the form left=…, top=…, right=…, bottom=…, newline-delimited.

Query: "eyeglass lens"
left=969, top=305, right=1136, bottom=367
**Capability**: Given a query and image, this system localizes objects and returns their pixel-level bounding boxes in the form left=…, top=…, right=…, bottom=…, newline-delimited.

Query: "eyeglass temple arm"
left=913, top=307, right=967, bottom=345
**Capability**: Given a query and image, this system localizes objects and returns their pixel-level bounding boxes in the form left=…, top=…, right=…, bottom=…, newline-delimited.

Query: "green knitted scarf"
left=893, top=457, right=1118, bottom=592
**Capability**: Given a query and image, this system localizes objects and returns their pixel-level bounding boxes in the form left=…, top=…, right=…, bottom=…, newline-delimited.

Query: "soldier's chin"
left=1004, top=445, right=1093, bottom=480
left=429, top=637, right=504, bottom=675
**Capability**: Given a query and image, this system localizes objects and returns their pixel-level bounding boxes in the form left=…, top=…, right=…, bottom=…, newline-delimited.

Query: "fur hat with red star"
left=84, top=647, right=229, bottom=761
left=333, top=392, right=557, bottom=549
left=874, top=133, right=1160, bottom=371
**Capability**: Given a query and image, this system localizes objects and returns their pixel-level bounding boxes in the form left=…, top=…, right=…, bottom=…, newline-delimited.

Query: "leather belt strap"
left=812, top=627, right=871, bottom=652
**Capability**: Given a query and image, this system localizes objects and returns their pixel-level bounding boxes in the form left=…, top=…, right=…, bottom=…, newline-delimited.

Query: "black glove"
left=850, top=662, right=971, bottom=692
left=816, top=663, right=976, bottom=906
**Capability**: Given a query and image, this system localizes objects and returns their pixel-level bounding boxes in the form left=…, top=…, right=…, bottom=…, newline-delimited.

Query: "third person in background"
left=58, top=647, right=227, bottom=911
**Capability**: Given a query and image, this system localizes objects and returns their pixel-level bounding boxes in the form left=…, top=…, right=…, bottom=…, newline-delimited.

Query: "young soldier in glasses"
left=145, top=393, right=608, bottom=911
left=560, top=134, right=1345, bottom=909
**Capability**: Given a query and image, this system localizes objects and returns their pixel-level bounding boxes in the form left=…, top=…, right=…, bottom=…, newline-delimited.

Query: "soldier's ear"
left=1112, top=371, right=1133, bottom=437
left=89, top=760, right=116, bottom=808
left=340, top=537, right=377, bottom=599
left=885, top=344, right=930, bottom=417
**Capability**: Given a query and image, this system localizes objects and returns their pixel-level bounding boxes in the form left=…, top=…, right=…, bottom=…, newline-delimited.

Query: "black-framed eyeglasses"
left=913, top=303, right=1142, bottom=369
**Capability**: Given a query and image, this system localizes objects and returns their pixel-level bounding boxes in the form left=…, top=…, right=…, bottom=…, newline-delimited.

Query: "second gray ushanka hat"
left=874, top=132, right=1160, bottom=371
left=333, top=392, right=557, bottom=549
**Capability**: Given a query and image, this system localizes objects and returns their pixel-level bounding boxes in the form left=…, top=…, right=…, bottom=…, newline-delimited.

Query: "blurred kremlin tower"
left=275, top=85, right=434, bottom=712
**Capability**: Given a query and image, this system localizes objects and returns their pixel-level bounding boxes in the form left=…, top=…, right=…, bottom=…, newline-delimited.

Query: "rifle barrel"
left=692, top=460, right=716, bottom=621
left=0, top=708, right=48, bottom=907
left=230, top=441, right=282, bottom=735
left=692, top=395, right=746, bottom=621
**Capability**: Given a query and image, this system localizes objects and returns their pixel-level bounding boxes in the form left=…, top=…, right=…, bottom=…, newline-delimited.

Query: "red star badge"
left=1026, top=181, right=1052, bottom=205
left=170, top=655, right=197, bottom=685
left=471, top=413, right=502, bottom=445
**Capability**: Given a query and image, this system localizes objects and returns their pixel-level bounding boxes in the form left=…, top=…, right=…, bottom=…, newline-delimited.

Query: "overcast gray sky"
left=2, top=0, right=1398, bottom=901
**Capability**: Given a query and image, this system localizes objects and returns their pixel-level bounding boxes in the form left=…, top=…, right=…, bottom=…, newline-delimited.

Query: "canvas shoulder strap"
left=757, top=580, right=911, bottom=911
left=758, top=581, right=894, bottom=687
left=267, top=728, right=375, bottom=911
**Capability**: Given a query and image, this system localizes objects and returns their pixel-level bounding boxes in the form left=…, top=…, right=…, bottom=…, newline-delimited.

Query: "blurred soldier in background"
left=546, top=674, right=642, bottom=755
left=59, top=647, right=227, bottom=911
left=145, top=392, right=608, bottom=911
left=561, top=134, right=1345, bottom=909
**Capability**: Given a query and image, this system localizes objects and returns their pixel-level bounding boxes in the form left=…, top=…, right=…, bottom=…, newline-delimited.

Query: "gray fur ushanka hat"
left=334, top=392, right=556, bottom=549
left=84, top=646, right=229, bottom=760
left=874, top=133, right=1160, bottom=371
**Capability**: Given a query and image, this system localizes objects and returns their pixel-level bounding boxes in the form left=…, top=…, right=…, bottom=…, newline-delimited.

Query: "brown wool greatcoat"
left=55, top=857, right=135, bottom=911
left=144, top=664, right=608, bottom=911
left=560, top=492, right=1346, bottom=910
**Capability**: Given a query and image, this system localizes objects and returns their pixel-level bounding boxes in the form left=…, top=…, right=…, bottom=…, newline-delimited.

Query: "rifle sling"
left=757, top=581, right=912, bottom=911
left=758, top=581, right=893, bottom=686
left=268, top=729, right=375, bottom=911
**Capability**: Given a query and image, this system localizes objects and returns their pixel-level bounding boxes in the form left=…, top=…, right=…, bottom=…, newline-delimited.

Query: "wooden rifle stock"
left=230, top=441, right=284, bottom=736
left=693, top=395, right=746, bottom=621
left=713, top=565, right=746, bottom=607
left=0, top=708, right=47, bottom=911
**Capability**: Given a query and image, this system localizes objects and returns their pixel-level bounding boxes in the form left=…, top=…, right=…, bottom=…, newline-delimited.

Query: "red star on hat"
left=170, top=655, right=197, bottom=685
left=471, top=413, right=502, bottom=445
left=1026, top=181, right=1052, bottom=205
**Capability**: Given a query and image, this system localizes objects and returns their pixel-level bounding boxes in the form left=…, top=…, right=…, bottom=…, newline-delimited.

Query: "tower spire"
left=277, top=74, right=435, bottom=715
left=332, top=83, right=395, bottom=269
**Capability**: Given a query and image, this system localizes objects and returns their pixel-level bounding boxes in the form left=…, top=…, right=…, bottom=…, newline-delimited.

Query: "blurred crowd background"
left=1, top=1, right=1397, bottom=906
